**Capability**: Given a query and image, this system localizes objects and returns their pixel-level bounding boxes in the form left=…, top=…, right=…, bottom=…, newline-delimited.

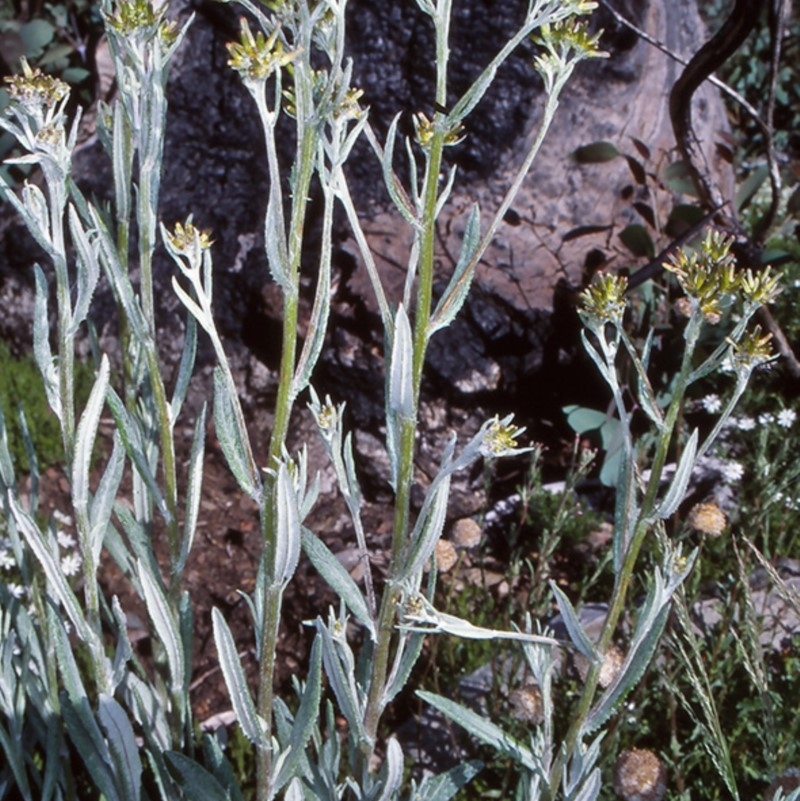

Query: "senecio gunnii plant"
left=0, top=0, right=784, bottom=799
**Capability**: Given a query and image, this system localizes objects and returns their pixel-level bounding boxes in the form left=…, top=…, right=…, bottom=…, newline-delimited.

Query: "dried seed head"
left=613, top=748, right=667, bottom=801
left=452, top=518, right=482, bottom=549
left=510, top=684, right=544, bottom=725
left=435, top=539, right=458, bottom=573
left=575, top=644, right=625, bottom=688
left=688, top=502, right=726, bottom=537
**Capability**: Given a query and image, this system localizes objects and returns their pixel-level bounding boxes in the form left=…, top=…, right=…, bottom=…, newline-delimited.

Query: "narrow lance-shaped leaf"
left=301, top=528, right=375, bottom=638
left=176, top=405, right=206, bottom=576
left=413, top=760, right=484, bottom=801
left=429, top=202, right=481, bottom=335
left=389, top=304, right=413, bottom=420
left=418, top=691, right=540, bottom=772
left=10, top=497, right=92, bottom=643
left=51, top=609, right=121, bottom=801
left=381, top=113, right=418, bottom=227
left=164, top=752, right=231, bottom=801
left=212, top=607, right=267, bottom=746
left=213, top=367, right=261, bottom=500
left=272, top=636, right=323, bottom=794
left=656, top=428, right=698, bottom=519
left=67, top=203, right=100, bottom=336
left=139, top=561, right=184, bottom=695
left=550, top=582, right=598, bottom=662
left=106, top=387, right=170, bottom=522
left=97, top=694, right=142, bottom=801
left=292, top=182, right=333, bottom=397
left=89, top=432, right=125, bottom=566
left=32, top=264, right=61, bottom=419
left=170, top=313, right=197, bottom=425
left=314, top=618, right=368, bottom=746
left=376, top=738, right=404, bottom=801
left=271, top=461, right=301, bottom=587
left=72, top=355, right=110, bottom=533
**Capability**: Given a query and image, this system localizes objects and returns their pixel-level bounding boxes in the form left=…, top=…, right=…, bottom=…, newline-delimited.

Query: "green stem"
left=551, top=314, right=702, bottom=795
left=255, top=116, right=317, bottom=801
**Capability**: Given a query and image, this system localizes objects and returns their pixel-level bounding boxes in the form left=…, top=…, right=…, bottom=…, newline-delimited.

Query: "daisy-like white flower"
left=61, top=553, right=82, bottom=577
left=8, top=583, right=25, bottom=599
left=56, top=530, right=76, bottom=549
left=736, top=416, right=756, bottom=431
left=0, top=550, right=15, bottom=571
left=720, top=461, right=745, bottom=483
left=53, top=510, right=73, bottom=526
left=777, top=409, right=797, bottom=429
left=701, top=394, right=722, bottom=413
left=758, top=412, right=775, bottom=427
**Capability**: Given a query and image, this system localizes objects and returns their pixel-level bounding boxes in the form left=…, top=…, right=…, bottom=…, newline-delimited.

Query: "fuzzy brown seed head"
left=434, top=539, right=458, bottom=573
left=613, top=748, right=667, bottom=801
left=575, top=644, right=625, bottom=689
left=510, top=684, right=544, bottom=725
left=688, top=502, right=726, bottom=537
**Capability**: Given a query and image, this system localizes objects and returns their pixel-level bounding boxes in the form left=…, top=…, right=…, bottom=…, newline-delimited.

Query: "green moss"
left=0, top=340, right=95, bottom=472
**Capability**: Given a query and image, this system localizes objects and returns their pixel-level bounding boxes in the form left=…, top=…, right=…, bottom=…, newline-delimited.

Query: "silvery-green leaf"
left=214, top=367, right=260, bottom=500
left=0, top=725, right=33, bottom=801
left=106, top=388, right=169, bottom=521
left=656, top=428, right=698, bottom=519
left=376, top=738, right=404, bottom=801
left=201, top=734, right=245, bottom=801
left=273, top=637, right=322, bottom=793
left=413, top=759, right=483, bottom=801
left=171, top=276, right=209, bottom=332
left=53, top=611, right=121, bottom=801
left=272, top=461, right=301, bottom=586
left=399, top=473, right=450, bottom=581
left=389, top=304, right=413, bottom=420
left=434, top=165, right=457, bottom=218
left=32, top=265, right=60, bottom=418
left=571, top=769, right=601, bottom=801
left=139, top=560, right=184, bottom=695
left=381, top=114, right=417, bottom=226
left=176, top=405, right=206, bottom=576
left=164, top=752, right=231, bottom=801
left=550, top=583, right=597, bottom=662
left=430, top=203, right=480, bottom=335
left=72, top=355, right=110, bottom=532
left=111, top=100, right=132, bottom=222
left=98, top=694, right=142, bottom=801
left=579, top=330, right=615, bottom=386
left=90, top=206, right=147, bottom=341
left=301, top=529, right=374, bottom=638
left=417, top=691, right=540, bottom=772
left=11, top=497, right=91, bottom=642
left=121, top=673, right=171, bottom=753
left=0, top=407, right=15, bottom=490
left=583, top=603, right=669, bottom=736
left=170, top=314, right=197, bottom=424
left=110, top=595, right=133, bottom=692
left=67, top=204, right=100, bottom=335
left=383, top=630, right=426, bottom=705
left=89, top=434, right=125, bottom=565
left=613, top=454, right=637, bottom=574
left=284, top=777, right=305, bottom=801
left=212, top=607, right=267, bottom=746
left=293, top=185, right=333, bottom=397
left=314, top=619, right=367, bottom=746
left=265, top=185, right=290, bottom=293
left=0, top=174, right=53, bottom=254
